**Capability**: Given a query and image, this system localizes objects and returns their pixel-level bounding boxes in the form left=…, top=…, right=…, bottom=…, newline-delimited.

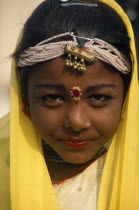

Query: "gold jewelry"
left=65, top=44, right=95, bottom=71
left=18, top=32, right=130, bottom=74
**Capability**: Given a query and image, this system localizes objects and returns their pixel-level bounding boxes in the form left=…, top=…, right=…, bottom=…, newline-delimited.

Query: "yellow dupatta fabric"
left=10, top=60, right=59, bottom=209
left=6, top=0, right=139, bottom=209
left=97, top=0, right=139, bottom=209
left=0, top=113, right=10, bottom=210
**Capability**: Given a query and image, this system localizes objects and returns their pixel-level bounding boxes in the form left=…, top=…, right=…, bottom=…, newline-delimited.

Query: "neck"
left=42, top=140, right=107, bottom=184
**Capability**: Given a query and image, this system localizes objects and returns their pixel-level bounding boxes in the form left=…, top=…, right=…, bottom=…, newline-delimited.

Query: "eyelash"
left=40, top=94, right=64, bottom=106
left=88, top=94, right=111, bottom=105
left=39, top=93, right=112, bottom=107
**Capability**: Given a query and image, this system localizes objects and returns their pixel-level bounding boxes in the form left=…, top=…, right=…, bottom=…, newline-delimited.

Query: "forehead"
left=28, top=57, right=123, bottom=89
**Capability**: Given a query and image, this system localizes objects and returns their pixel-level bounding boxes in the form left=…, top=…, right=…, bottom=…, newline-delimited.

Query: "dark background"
left=116, top=0, right=139, bottom=61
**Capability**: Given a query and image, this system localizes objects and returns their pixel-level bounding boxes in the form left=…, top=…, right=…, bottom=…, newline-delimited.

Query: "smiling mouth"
left=63, top=138, right=92, bottom=149
left=65, top=138, right=91, bottom=143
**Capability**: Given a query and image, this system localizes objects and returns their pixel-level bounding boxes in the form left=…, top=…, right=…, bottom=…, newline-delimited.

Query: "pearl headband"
left=17, top=32, right=130, bottom=74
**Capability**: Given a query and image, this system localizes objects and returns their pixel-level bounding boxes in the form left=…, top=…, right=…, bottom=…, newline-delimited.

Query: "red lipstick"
left=64, top=138, right=90, bottom=149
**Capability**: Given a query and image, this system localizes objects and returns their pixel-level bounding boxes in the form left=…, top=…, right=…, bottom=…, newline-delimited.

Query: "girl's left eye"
left=88, top=94, right=111, bottom=104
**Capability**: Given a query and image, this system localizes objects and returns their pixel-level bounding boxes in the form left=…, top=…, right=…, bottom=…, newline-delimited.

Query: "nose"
left=64, top=103, right=91, bottom=132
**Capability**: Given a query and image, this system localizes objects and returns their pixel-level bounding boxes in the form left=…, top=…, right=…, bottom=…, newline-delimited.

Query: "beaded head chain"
left=18, top=32, right=130, bottom=74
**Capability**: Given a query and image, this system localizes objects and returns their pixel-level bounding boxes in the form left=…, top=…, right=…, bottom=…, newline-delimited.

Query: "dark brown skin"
left=27, top=57, right=124, bottom=183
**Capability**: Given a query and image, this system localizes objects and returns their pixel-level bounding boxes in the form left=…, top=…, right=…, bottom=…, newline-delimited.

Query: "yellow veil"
left=0, top=0, right=139, bottom=209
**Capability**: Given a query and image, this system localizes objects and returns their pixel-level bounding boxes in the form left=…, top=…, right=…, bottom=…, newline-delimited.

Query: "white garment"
left=53, top=154, right=106, bottom=210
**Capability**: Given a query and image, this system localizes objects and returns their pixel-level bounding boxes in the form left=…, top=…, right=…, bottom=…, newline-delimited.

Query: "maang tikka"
left=65, top=44, right=95, bottom=71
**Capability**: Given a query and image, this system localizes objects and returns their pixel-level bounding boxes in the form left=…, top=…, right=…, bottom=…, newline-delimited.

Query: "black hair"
left=13, top=0, right=132, bottom=101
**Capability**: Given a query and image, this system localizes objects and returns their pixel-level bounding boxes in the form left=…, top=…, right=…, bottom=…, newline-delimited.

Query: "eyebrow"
left=85, top=84, right=116, bottom=93
left=34, top=84, right=66, bottom=92
left=34, top=83, right=116, bottom=93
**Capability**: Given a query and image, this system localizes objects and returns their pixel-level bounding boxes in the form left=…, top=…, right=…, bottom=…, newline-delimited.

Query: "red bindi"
left=70, top=86, right=82, bottom=104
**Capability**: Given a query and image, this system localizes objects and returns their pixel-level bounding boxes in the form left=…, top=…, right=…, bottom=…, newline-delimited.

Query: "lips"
left=64, top=138, right=91, bottom=149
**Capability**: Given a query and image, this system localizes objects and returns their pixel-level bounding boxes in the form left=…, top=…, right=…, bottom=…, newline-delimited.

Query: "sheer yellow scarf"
left=9, top=0, right=139, bottom=209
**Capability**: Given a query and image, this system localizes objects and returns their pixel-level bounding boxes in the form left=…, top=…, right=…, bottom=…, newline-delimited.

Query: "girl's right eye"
left=40, top=94, right=64, bottom=107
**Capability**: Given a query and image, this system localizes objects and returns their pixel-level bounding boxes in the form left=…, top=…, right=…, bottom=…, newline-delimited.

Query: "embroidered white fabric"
left=18, top=32, right=130, bottom=74
left=53, top=153, right=106, bottom=210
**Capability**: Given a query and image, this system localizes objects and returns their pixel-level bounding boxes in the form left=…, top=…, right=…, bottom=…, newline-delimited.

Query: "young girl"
left=0, top=0, right=139, bottom=209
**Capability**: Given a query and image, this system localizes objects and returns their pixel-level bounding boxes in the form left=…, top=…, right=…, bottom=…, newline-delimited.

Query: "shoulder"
left=0, top=113, right=11, bottom=210
left=0, top=113, right=10, bottom=169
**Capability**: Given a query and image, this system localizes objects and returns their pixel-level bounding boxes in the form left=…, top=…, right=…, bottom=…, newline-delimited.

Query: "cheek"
left=95, top=103, right=123, bottom=139
left=29, top=104, right=63, bottom=139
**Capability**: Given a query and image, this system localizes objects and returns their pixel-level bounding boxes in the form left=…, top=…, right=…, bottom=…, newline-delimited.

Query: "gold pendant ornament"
left=65, top=44, right=96, bottom=71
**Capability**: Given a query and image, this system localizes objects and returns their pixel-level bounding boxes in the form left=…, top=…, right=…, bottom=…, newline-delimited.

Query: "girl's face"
left=28, top=57, right=124, bottom=164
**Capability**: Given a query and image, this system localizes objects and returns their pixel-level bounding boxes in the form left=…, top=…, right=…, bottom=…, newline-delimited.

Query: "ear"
left=22, top=102, right=31, bottom=117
